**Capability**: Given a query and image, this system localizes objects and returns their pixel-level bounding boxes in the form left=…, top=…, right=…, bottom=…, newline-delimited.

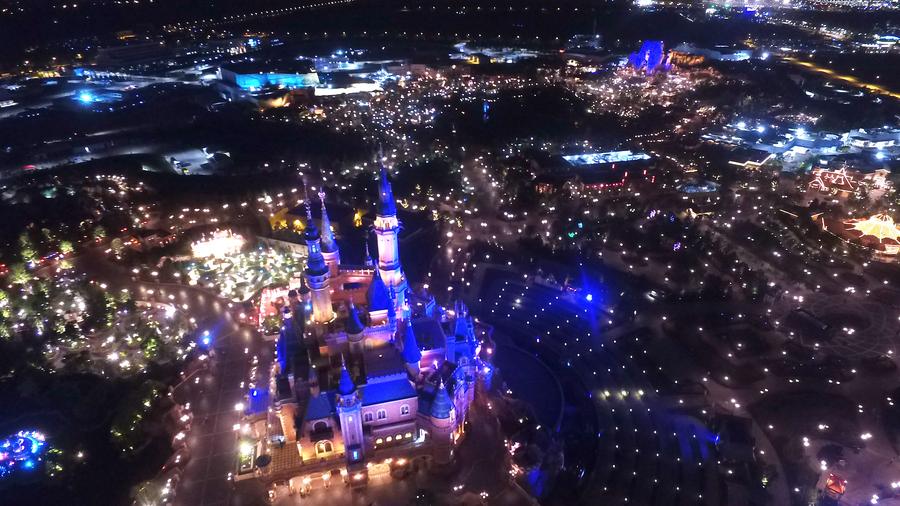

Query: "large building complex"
left=238, top=169, right=494, bottom=490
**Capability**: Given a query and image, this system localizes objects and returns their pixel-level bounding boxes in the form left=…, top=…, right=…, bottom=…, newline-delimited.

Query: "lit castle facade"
left=247, top=168, right=494, bottom=489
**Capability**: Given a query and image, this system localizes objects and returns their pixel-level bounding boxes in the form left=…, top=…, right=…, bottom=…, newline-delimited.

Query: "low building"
left=672, top=43, right=752, bottom=62
left=216, top=60, right=319, bottom=106
left=219, top=60, right=320, bottom=92
left=845, top=127, right=900, bottom=150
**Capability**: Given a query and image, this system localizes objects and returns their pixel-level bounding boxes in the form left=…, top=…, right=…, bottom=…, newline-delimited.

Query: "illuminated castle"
left=247, top=168, right=494, bottom=488
left=628, top=40, right=672, bottom=75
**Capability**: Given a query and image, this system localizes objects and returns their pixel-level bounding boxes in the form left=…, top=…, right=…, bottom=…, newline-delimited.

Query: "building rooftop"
left=410, top=317, right=446, bottom=352
left=220, top=59, right=316, bottom=76
left=305, top=392, right=335, bottom=420
left=359, top=378, right=417, bottom=407
left=363, top=347, right=406, bottom=380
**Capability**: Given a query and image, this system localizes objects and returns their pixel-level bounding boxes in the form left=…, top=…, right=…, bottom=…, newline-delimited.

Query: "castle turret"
left=429, top=379, right=456, bottom=465
left=346, top=302, right=366, bottom=357
left=318, top=190, right=341, bottom=277
left=303, top=197, right=335, bottom=324
left=336, top=357, right=366, bottom=471
left=400, top=321, right=421, bottom=378
left=373, top=166, right=408, bottom=314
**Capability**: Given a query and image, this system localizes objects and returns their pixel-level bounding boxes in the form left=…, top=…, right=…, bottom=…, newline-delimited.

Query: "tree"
left=59, top=240, right=74, bottom=256
left=9, top=263, right=30, bottom=285
left=18, top=232, right=37, bottom=263
left=0, top=290, right=10, bottom=340
left=93, top=226, right=107, bottom=240
left=110, top=238, right=124, bottom=256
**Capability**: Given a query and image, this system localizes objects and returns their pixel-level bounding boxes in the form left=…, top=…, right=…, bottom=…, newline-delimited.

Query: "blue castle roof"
left=319, top=194, right=339, bottom=254
left=401, top=323, right=422, bottom=364
left=359, top=378, right=417, bottom=407
left=377, top=166, right=397, bottom=217
left=430, top=381, right=453, bottom=419
left=346, top=303, right=365, bottom=335
left=338, top=363, right=356, bottom=396
left=306, top=392, right=335, bottom=420
left=367, top=269, right=391, bottom=311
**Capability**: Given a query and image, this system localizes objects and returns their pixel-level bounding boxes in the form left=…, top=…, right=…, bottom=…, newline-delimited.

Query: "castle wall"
left=361, top=397, right=418, bottom=428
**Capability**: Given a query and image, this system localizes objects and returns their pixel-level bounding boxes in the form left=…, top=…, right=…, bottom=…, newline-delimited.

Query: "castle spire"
left=302, top=181, right=319, bottom=240
left=364, top=240, right=374, bottom=267
left=377, top=165, right=397, bottom=217
left=400, top=321, right=421, bottom=368
left=318, top=189, right=338, bottom=254
left=366, top=268, right=391, bottom=312
left=338, top=354, right=356, bottom=395
left=346, top=301, right=365, bottom=336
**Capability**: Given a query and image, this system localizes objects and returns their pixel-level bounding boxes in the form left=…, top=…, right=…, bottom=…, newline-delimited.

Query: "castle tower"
left=346, top=302, right=366, bottom=358
left=318, top=190, right=341, bottom=278
left=336, top=357, right=366, bottom=470
left=453, top=301, right=477, bottom=363
left=400, top=321, right=421, bottom=379
left=303, top=198, right=335, bottom=324
left=429, top=380, right=456, bottom=466
left=373, top=166, right=408, bottom=314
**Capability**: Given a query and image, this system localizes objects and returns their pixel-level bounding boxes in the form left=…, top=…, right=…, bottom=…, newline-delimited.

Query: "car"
left=414, top=488, right=436, bottom=506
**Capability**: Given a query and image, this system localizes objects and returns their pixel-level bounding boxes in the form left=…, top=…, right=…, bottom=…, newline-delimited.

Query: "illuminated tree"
left=0, top=290, right=8, bottom=318
left=110, top=238, right=124, bottom=256
left=59, top=240, right=74, bottom=255
left=19, top=232, right=37, bottom=263
left=0, top=290, right=10, bottom=340
left=9, top=263, right=30, bottom=284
